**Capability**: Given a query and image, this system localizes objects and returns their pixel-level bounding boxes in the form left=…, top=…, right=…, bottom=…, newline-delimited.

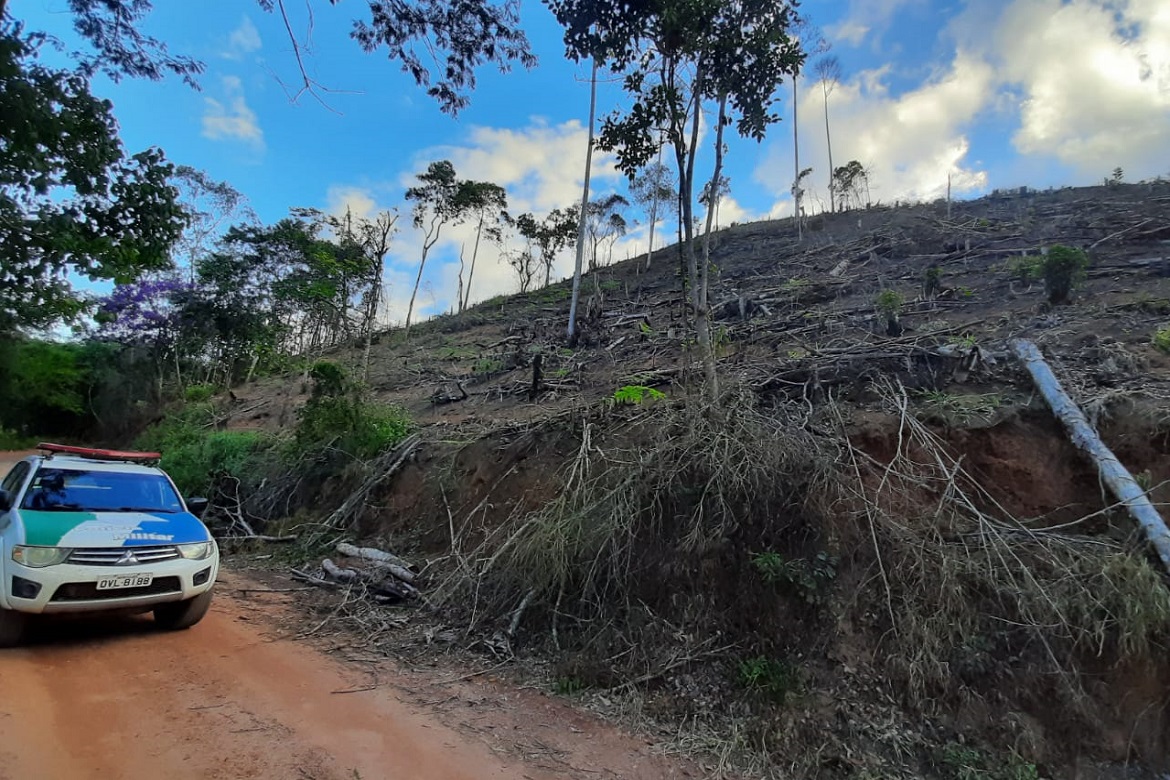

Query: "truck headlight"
left=177, top=541, right=215, bottom=560
left=12, top=546, right=71, bottom=568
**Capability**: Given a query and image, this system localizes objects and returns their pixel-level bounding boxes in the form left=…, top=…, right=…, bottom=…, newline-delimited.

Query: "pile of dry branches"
left=840, top=378, right=1170, bottom=713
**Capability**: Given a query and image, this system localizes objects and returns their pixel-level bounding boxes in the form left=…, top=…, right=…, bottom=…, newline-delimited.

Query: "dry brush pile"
left=420, top=380, right=1170, bottom=773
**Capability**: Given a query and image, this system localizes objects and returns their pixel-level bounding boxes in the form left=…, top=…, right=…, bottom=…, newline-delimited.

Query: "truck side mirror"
left=0, top=490, right=10, bottom=512
left=186, top=497, right=209, bottom=518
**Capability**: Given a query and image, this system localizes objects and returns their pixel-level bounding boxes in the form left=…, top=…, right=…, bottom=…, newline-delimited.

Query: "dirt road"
left=0, top=453, right=700, bottom=780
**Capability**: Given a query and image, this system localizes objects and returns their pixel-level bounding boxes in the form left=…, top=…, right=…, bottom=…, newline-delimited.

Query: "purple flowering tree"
left=96, top=277, right=194, bottom=348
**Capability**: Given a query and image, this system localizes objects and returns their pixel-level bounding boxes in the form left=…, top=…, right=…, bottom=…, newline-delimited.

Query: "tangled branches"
left=842, top=379, right=1170, bottom=711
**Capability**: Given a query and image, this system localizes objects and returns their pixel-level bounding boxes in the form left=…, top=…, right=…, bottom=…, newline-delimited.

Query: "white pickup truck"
left=0, top=443, right=219, bottom=646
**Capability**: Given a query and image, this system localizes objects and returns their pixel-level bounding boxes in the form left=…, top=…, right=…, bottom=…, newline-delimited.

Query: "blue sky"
left=17, top=0, right=1170, bottom=322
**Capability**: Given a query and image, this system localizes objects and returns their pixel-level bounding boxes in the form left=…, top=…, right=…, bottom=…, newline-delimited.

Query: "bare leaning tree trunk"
left=568, top=57, right=599, bottom=346
left=1012, top=339, right=1170, bottom=573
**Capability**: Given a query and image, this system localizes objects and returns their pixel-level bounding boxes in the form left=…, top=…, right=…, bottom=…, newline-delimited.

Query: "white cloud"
left=224, top=17, right=262, bottom=60
left=415, top=118, right=620, bottom=216
left=755, top=50, right=993, bottom=211
left=325, top=186, right=380, bottom=221
left=964, top=0, right=1170, bottom=178
left=202, top=76, right=264, bottom=149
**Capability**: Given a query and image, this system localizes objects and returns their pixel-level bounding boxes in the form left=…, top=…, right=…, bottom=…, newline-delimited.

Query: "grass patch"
left=1153, top=325, right=1170, bottom=353
left=737, top=656, right=800, bottom=703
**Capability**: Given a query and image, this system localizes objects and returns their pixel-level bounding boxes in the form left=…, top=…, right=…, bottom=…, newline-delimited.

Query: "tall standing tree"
left=584, top=194, right=629, bottom=270
left=453, top=180, right=508, bottom=312
left=404, top=160, right=463, bottom=337
left=568, top=56, right=599, bottom=346
left=0, top=23, right=186, bottom=332
left=699, top=174, right=731, bottom=234
left=814, top=56, right=841, bottom=213
left=546, top=0, right=804, bottom=401
left=311, top=208, right=398, bottom=380
left=629, top=160, right=676, bottom=271
left=516, top=207, right=580, bottom=288
left=172, top=166, right=257, bottom=278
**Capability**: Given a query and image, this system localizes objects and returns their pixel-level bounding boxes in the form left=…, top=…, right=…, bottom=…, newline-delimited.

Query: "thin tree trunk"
left=1012, top=339, right=1170, bottom=573
left=568, top=58, right=599, bottom=346
left=404, top=246, right=429, bottom=340
left=822, top=79, right=835, bottom=214
left=793, top=74, right=802, bottom=241
left=681, top=64, right=717, bottom=402
left=697, top=92, right=727, bottom=401
left=645, top=142, right=663, bottom=271
left=363, top=253, right=384, bottom=381
left=463, top=213, right=485, bottom=312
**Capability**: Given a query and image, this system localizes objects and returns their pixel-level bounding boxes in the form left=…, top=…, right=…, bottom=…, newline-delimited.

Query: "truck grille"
left=50, top=576, right=182, bottom=602
left=67, top=546, right=180, bottom=566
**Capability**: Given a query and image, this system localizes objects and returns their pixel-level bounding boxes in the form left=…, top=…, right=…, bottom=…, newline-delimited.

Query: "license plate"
left=96, top=573, right=153, bottom=590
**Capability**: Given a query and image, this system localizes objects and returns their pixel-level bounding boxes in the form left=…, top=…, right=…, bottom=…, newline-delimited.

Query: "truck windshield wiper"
left=114, top=506, right=177, bottom=514
left=33, top=503, right=84, bottom=512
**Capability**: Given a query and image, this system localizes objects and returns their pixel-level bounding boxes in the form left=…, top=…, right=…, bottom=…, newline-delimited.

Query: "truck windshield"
left=20, top=468, right=184, bottom=514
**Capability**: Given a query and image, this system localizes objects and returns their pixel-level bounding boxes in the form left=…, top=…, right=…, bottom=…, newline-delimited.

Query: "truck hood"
left=17, top=510, right=212, bottom=548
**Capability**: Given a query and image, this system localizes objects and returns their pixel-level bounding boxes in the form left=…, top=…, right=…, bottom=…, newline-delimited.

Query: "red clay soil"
left=0, top=453, right=704, bottom=780
left=0, top=571, right=704, bottom=780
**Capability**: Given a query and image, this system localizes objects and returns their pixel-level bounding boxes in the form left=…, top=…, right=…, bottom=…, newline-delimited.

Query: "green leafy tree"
left=404, top=160, right=463, bottom=337
left=546, top=0, right=804, bottom=401
left=585, top=193, right=629, bottom=270
left=629, top=161, right=677, bottom=270
left=453, top=180, right=508, bottom=312
left=516, top=207, right=580, bottom=288
left=3, top=0, right=532, bottom=116
left=0, top=24, right=186, bottom=331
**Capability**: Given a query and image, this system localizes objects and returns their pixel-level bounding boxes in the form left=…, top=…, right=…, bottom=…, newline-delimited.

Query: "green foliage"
left=736, top=656, right=799, bottom=703
left=938, top=743, right=1041, bottom=780
left=875, top=289, right=903, bottom=325
left=599, top=279, right=622, bottom=293
left=751, top=551, right=838, bottom=605
left=1152, top=326, right=1170, bottom=353
left=135, top=404, right=277, bottom=497
left=1008, top=256, right=1043, bottom=285
left=0, top=27, right=185, bottom=330
left=923, top=266, right=942, bottom=298
left=612, top=385, right=666, bottom=405
left=1041, top=245, right=1090, bottom=304
left=0, top=428, right=34, bottom=450
left=183, top=383, right=217, bottom=403
left=294, top=361, right=412, bottom=460
left=918, top=391, right=1002, bottom=423
left=554, top=676, right=587, bottom=695
left=472, top=357, right=504, bottom=375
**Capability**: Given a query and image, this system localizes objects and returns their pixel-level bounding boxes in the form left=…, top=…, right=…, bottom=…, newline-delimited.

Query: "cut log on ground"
left=1012, top=338, right=1170, bottom=573
left=336, top=543, right=417, bottom=583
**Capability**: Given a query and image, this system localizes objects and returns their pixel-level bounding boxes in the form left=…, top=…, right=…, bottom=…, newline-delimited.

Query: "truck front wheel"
left=153, top=590, right=213, bottom=631
left=0, top=606, right=28, bottom=647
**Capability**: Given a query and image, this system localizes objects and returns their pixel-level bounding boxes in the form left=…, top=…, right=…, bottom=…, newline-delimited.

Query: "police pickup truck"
left=0, top=443, right=218, bottom=646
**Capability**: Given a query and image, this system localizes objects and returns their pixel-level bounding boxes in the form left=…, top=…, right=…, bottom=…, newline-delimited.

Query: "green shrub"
left=183, top=383, right=217, bottom=403
left=751, top=551, right=838, bottom=605
left=0, top=428, right=34, bottom=450
left=294, top=361, right=412, bottom=460
left=1041, top=245, right=1090, bottom=304
left=1008, top=255, right=1043, bottom=285
left=135, top=404, right=277, bottom=496
left=612, top=385, right=666, bottom=405
left=737, top=656, right=799, bottom=703
left=1153, top=326, right=1170, bottom=353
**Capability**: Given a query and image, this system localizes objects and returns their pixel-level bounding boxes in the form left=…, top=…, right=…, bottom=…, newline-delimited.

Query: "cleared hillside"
left=221, top=182, right=1170, bottom=780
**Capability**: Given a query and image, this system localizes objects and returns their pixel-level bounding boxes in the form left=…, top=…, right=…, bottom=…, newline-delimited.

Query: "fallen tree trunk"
left=1011, top=339, right=1170, bottom=573
left=336, top=542, right=417, bottom=583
